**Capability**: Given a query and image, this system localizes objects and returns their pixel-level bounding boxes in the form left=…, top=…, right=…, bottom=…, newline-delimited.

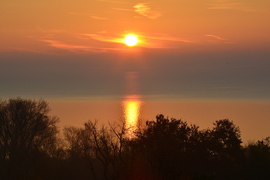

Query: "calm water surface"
left=50, top=70, right=270, bottom=143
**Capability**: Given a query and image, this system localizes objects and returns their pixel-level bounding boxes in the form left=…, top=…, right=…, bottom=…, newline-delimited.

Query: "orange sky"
left=1, top=0, right=270, bottom=53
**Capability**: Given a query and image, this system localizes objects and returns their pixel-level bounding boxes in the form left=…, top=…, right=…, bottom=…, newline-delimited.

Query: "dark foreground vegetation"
left=1, top=98, right=270, bottom=180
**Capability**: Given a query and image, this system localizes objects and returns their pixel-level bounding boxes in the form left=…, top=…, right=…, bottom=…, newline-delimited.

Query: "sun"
left=124, top=34, right=138, bottom=47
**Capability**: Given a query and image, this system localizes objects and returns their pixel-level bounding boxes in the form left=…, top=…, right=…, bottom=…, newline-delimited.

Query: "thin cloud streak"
left=146, top=34, right=195, bottom=43
left=205, top=34, right=227, bottom=41
left=133, top=3, right=161, bottom=19
left=40, top=39, right=125, bottom=53
left=90, top=16, right=109, bottom=20
left=69, top=12, right=109, bottom=20
left=205, top=34, right=237, bottom=44
left=111, top=8, right=133, bottom=11
left=83, top=33, right=123, bottom=43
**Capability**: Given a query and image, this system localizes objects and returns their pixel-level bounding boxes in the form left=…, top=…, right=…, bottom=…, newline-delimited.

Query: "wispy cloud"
left=146, top=33, right=195, bottom=43
left=41, top=40, right=92, bottom=51
left=204, top=34, right=237, bottom=44
left=90, top=16, right=108, bottom=20
left=83, top=33, right=123, bottom=43
left=205, top=34, right=227, bottom=41
left=133, top=3, right=161, bottom=19
left=111, top=8, right=133, bottom=11
left=208, top=1, right=256, bottom=12
left=69, top=12, right=109, bottom=20
left=40, top=39, right=124, bottom=53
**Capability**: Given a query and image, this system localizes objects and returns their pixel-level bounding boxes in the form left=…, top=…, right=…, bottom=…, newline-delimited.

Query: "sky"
left=1, top=0, right=270, bottom=142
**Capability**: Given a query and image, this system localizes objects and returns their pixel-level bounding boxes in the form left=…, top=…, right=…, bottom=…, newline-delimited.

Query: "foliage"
left=1, top=97, right=270, bottom=180
left=0, top=98, right=60, bottom=179
left=245, top=137, right=270, bottom=179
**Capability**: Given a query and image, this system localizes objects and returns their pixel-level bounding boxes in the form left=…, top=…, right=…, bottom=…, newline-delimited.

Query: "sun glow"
left=123, top=97, right=141, bottom=137
left=124, top=34, right=138, bottom=47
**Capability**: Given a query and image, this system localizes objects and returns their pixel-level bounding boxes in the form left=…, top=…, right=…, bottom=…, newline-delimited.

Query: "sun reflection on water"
left=123, top=95, right=141, bottom=137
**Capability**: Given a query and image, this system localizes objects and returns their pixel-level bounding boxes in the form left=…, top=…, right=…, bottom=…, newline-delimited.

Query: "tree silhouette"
left=64, top=120, right=127, bottom=180
left=125, top=114, right=204, bottom=179
left=245, top=137, right=270, bottom=179
left=124, top=115, right=246, bottom=180
left=2, top=97, right=270, bottom=180
left=211, top=119, right=242, bottom=156
left=0, top=98, right=59, bottom=179
left=207, top=119, right=244, bottom=179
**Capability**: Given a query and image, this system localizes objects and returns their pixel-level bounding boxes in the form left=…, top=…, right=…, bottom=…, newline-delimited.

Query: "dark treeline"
left=1, top=98, right=270, bottom=180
